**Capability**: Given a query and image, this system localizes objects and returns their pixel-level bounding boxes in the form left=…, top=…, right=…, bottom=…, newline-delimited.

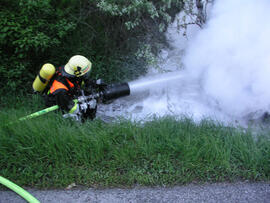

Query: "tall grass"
left=0, top=96, right=269, bottom=189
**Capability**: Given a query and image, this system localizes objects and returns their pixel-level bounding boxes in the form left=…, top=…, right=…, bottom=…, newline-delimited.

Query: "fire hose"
left=0, top=176, right=40, bottom=203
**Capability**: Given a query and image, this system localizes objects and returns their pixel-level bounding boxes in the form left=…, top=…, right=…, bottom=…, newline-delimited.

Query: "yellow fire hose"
left=0, top=176, right=40, bottom=203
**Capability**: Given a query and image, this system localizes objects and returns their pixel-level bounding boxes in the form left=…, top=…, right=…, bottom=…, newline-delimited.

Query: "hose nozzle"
left=102, top=82, right=130, bottom=102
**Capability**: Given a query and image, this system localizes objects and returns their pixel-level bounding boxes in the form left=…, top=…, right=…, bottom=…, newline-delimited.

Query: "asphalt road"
left=0, top=181, right=269, bottom=203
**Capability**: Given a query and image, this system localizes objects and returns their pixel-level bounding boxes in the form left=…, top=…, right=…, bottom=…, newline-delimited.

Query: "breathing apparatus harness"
left=46, top=66, right=81, bottom=96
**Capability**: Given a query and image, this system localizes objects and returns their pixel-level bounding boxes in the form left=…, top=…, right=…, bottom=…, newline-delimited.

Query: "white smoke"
left=183, top=0, right=270, bottom=119
left=99, top=0, right=270, bottom=125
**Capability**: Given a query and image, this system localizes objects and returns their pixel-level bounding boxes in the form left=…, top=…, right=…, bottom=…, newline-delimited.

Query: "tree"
left=0, top=0, right=76, bottom=93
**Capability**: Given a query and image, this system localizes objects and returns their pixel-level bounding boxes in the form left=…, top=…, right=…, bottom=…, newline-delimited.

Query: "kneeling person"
left=33, top=55, right=97, bottom=121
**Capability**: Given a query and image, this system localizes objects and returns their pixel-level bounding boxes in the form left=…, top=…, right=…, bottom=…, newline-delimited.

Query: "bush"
left=0, top=0, right=76, bottom=93
left=0, top=0, right=184, bottom=94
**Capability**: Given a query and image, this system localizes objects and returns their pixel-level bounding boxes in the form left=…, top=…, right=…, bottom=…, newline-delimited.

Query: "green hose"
left=0, top=176, right=40, bottom=203
left=18, top=104, right=59, bottom=121
left=6, top=104, right=60, bottom=126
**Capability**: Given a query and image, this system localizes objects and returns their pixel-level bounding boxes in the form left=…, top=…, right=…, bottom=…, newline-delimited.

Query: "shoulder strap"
left=44, top=66, right=61, bottom=94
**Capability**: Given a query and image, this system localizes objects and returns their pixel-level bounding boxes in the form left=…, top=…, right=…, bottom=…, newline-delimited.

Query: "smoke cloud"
left=183, top=0, right=270, bottom=118
left=100, top=0, right=270, bottom=125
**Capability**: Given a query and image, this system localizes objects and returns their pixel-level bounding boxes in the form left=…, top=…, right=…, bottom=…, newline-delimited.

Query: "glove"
left=63, top=99, right=97, bottom=121
left=63, top=101, right=81, bottom=121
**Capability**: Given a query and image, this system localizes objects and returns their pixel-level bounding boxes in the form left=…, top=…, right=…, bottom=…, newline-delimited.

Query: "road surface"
left=0, top=181, right=269, bottom=203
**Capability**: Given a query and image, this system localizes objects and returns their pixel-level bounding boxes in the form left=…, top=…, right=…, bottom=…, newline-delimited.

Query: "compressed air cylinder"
left=32, top=63, right=55, bottom=93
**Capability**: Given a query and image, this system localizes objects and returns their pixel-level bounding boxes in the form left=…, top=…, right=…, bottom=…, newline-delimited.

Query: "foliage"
left=0, top=0, right=184, bottom=94
left=57, top=0, right=184, bottom=81
left=96, top=0, right=182, bottom=31
left=0, top=0, right=76, bottom=93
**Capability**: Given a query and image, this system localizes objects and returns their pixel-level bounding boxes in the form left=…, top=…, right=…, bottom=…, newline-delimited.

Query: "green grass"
left=0, top=96, right=270, bottom=189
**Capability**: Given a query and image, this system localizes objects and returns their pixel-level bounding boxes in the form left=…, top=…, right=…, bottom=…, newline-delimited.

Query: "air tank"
left=32, top=63, right=56, bottom=93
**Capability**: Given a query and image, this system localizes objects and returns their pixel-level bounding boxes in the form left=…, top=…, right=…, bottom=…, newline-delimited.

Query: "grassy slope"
left=0, top=98, right=269, bottom=189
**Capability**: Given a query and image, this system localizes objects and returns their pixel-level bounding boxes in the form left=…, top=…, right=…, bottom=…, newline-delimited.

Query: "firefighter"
left=33, top=55, right=98, bottom=121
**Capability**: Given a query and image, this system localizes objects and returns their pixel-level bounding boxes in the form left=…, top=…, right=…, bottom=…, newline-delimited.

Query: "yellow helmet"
left=64, top=55, right=92, bottom=77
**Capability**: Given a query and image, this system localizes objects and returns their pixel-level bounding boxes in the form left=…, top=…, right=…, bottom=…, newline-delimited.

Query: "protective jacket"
left=45, top=66, right=83, bottom=112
